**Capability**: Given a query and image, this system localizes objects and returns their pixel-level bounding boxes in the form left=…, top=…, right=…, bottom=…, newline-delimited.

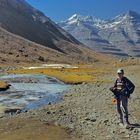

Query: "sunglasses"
left=117, top=73, right=123, bottom=74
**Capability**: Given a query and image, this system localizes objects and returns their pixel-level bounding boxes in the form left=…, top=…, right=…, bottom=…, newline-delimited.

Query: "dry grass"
left=0, top=106, right=6, bottom=114
left=0, top=81, right=9, bottom=89
left=8, top=66, right=112, bottom=84
left=114, top=58, right=140, bottom=67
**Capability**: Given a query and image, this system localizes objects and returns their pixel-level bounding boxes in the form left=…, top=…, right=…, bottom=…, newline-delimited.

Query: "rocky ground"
left=0, top=64, right=140, bottom=140
left=28, top=83, right=140, bottom=140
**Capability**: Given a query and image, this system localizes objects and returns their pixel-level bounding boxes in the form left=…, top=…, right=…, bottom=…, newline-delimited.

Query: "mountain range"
left=59, top=11, right=140, bottom=57
left=0, top=0, right=110, bottom=65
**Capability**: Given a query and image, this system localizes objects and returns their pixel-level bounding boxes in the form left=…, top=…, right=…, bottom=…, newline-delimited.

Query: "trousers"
left=116, top=94, right=129, bottom=124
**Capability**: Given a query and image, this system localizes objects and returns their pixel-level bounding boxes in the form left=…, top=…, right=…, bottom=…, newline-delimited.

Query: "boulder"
left=0, top=81, right=11, bottom=91
left=4, top=108, right=22, bottom=115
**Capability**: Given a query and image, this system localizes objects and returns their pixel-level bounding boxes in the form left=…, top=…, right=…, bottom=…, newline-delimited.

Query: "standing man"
left=110, top=69, right=135, bottom=128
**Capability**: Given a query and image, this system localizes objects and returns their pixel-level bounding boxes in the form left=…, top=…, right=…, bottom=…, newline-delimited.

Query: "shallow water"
left=0, top=74, right=71, bottom=111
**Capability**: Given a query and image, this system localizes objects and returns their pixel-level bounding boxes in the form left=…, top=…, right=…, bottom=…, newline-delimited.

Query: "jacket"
left=110, top=76, right=135, bottom=98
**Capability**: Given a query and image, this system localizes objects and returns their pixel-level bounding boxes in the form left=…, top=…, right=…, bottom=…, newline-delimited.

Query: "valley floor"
left=0, top=59, right=140, bottom=140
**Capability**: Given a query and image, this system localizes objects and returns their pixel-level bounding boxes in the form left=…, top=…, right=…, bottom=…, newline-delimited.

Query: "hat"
left=117, top=69, right=124, bottom=74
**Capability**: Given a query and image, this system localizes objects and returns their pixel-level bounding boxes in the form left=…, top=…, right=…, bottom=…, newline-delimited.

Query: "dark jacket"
left=110, top=77, right=135, bottom=98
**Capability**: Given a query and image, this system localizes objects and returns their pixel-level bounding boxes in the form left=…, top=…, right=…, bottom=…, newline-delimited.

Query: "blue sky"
left=27, top=0, right=140, bottom=22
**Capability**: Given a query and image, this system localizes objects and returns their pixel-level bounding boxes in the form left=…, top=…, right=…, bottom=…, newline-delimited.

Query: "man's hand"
left=110, top=87, right=116, bottom=92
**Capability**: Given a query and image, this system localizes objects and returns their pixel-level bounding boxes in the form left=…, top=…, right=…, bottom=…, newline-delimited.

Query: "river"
left=0, top=74, right=71, bottom=111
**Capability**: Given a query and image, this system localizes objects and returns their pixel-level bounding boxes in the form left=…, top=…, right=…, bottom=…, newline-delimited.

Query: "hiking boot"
left=124, top=123, right=131, bottom=129
left=118, top=119, right=124, bottom=127
left=119, top=122, right=124, bottom=127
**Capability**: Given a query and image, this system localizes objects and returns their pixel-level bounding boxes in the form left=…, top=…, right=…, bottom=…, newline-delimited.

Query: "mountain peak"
left=68, top=14, right=80, bottom=21
left=68, top=14, right=82, bottom=21
left=64, top=14, right=104, bottom=26
left=59, top=10, right=140, bottom=57
left=120, top=10, right=140, bottom=20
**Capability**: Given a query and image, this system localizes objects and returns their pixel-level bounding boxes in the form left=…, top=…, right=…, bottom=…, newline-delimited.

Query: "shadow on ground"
left=130, top=123, right=140, bottom=128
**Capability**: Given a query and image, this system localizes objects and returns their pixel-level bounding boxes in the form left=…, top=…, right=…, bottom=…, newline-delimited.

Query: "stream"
left=0, top=74, right=71, bottom=111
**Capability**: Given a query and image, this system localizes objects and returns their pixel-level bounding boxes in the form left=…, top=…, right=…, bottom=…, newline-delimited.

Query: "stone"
left=90, top=119, right=97, bottom=122
left=4, top=108, right=22, bottom=115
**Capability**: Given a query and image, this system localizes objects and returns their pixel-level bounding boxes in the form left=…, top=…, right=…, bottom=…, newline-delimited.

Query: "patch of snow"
left=32, top=15, right=36, bottom=21
left=23, top=64, right=78, bottom=69
left=62, top=14, right=105, bottom=27
left=68, top=14, right=79, bottom=21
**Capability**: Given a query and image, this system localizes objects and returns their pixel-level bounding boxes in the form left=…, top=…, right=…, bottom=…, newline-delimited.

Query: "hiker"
left=110, top=69, right=135, bottom=128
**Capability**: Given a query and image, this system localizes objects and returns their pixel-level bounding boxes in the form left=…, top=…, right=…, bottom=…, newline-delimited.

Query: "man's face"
left=117, top=73, right=124, bottom=79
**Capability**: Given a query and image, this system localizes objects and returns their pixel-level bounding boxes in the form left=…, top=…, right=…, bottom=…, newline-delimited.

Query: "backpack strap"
left=123, top=77, right=135, bottom=94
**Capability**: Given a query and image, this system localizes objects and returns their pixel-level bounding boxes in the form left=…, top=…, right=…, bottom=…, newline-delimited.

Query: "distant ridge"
left=59, top=10, right=140, bottom=57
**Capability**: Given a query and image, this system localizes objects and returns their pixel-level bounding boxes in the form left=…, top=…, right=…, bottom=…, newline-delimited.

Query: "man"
left=110, top=69, right=135, bottom=128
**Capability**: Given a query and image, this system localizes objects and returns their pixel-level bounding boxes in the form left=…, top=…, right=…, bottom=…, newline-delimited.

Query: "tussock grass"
left=8, top=66, right=111, bottom=84
left=115, top=58, right=140, bottom=67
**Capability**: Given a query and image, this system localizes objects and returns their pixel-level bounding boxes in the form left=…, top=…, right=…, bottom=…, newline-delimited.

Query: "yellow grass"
left=114, top=58, right=140, bottom=67
left=0, top=65, right=9, bottom=68
left=8, top=66, right=112, bottom=84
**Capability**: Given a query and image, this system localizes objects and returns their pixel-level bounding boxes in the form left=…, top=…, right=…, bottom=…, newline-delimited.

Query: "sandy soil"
left=0, top=117, right=75, bottom=140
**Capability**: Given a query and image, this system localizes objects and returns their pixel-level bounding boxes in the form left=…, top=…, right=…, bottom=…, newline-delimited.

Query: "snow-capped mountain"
left=60, top=14, right=104, bottom=27
left=59, top=14, right=112, bottom=53
left=59, top=11, right=140, bottom=57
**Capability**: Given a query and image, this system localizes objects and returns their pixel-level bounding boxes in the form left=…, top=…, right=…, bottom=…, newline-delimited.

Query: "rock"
left=120, top=129, right=126, bottom=134
left=90, top=119, right=97, bottom=122
left=124, top=134, right=130, bottom=138
left=4, top=108, right=22, bottom=115
left=85, top=117, right=97, bottom=123
left=38, top=56, right=45, bottom=62
left=48, top=102, right=52, bottom=105
left=0, top=114, right=5, bottom=118
left=0, top=81, right=11, bottom=91
left=85, top=118, right=90, bottom=121
left=110, top=130, right=115, bottom=134
left=47, top=111, right=51, bottom=115
left=103, top=119, right=109, bottom=124
left=106, top=135, right=112, bottom=139
left=133, top=128, right=139, bottom=134
left=16, top=110, right=21, bottom=114
left=63, top=113, right=67, bottom=116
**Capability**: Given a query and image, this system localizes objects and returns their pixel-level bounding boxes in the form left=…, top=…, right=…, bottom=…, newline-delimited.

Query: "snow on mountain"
left=59, top=11, right=140, bottom=57
left=60, top=14, right=105, bottom=28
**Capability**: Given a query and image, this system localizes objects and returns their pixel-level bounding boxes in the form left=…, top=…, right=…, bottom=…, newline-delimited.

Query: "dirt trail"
left=0, top=118, right=74, bottom=140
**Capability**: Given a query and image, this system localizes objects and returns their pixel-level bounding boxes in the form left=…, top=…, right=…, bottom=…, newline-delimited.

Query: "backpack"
left=123, top=77, right=135, bottom=95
